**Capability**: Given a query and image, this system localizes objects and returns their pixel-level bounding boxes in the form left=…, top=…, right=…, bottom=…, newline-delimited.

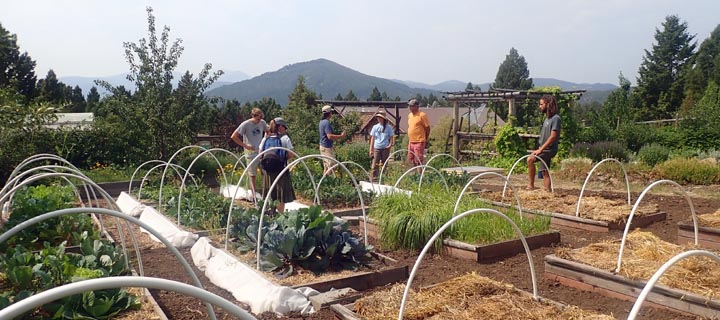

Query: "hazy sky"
left=2, top=0, right=718, bottom=85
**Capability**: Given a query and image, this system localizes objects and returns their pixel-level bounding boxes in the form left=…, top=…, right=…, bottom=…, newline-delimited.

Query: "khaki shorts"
left=245, top=152, right=260, bottom=177
left=319, top=146, right=336, bottom=172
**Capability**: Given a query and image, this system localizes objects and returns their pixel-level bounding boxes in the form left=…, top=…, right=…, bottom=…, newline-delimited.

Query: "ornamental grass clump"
left=370, top=185, right=551, bottom=250
left=353, top=273, right=614, bottom=320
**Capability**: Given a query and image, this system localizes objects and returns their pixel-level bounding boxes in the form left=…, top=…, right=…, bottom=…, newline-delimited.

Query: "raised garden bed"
left=359, top=217, right=560, bottom=262
left=678, top=210, right=720, bottom=249
left=545, top=230, right=720, bottom=318
left=329, top=273, right=614, bottom=319
left=480, top=189, right=666, bottom=232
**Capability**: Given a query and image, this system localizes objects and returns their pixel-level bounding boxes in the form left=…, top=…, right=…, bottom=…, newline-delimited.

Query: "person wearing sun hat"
left=406, top=99, right=429, bottom=172
left=318, top=105, right=346, bottom=174
left=258, top=117, right=295, bottom=213
left=368, top=111, right=395, bottom=181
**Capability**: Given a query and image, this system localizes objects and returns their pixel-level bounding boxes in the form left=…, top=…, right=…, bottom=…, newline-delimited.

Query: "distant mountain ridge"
left=392, top=78, right=616, bottom=92
left=206, top=59, right=438, bottom=106
left=60, top=70, right=249, bottom=96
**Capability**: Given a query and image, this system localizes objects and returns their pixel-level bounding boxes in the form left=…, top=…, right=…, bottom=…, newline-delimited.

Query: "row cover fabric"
left=115, top=192, right=197, bottom=247
left=191, top=237, right=315, bottom=314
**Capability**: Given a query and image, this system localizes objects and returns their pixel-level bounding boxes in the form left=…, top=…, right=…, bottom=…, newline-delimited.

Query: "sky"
left=2, top=0, right=719, bottom=86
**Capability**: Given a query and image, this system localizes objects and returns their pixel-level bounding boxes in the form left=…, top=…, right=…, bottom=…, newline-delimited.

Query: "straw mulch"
left=353, top=273, right=614, bottom=320
left=487, top=190, right=658, bottom=223
left=698, top=208, right=720, bottom=228
left=556, top=230, right=720, bottom=299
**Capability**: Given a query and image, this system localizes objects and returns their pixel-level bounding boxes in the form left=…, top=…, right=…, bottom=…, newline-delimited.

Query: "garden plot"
left=546, top=230, right=720, bottom=318
left=480, top=188, right=665, bottom=232
left=0, top=185, right=166, bottom=319
left=330, top=273, right=614, bottom=320
left=364, top=187, right=560, bottom=262
left=678, top=208, right=720, bottom=249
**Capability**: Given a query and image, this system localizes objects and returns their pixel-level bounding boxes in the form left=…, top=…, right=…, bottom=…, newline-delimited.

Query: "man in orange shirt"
left=406, top=99, right=430, bottom=172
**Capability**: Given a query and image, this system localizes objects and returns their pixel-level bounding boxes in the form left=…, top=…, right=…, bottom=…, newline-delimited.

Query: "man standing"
left=406, top=99, right=430, bottom=172
left=319, top=105, right=346, bottom=174
left=527, top=95, right=561, bottom=191
left=231, top=107, right=267, bottom=196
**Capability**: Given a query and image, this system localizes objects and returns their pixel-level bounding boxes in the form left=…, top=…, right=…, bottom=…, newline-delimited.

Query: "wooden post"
left=452, top=101, right=459, bottom=159
left=508, top=98, right=515, bottom=126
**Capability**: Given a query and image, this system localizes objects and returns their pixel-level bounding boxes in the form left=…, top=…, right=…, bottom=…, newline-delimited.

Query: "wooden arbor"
left=317, top=100, right=408, bottom=137
left=444, top=89, right=584, bottom=159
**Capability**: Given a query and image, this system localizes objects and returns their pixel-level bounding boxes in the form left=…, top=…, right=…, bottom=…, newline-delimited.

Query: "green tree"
left=37, top=70, right=66, bottom=104
left=682, top=24, right=720, bottom=111
left=334, top=93, right=343, bottom=101
left=103, top=7, right=222, bottom=159
left=491, top=48, right=533, bottom=124
left=344, top=89, right=358, bottom=101
left=368, top=86, right=382, bottom=101
left=381, top=91, right=390, bottom=100
left=634, top=15, right=696, bottom=121
left=681, top=81, right=720, bottom=150
left=66, top=85, right=86, bottom=112
left=283, top=76, right=320, bottom=148
left=493, top=48, right=533, bottom=90
left=465, top=82, right=474, bottom=91
left=0, top=23, right=37, bottom=99
left=86, top=86, right=100, bottom=112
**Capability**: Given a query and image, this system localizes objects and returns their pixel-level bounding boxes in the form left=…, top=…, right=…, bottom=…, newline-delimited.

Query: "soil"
left=106, top=174, right=720, bottom=319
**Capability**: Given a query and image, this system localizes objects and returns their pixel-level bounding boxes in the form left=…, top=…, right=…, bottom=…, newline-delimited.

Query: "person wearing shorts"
left=528, top=95, right=561, bottom=191
left=231, top=108, right=267, bottom=197
left=318, top=105, right=346, bottom=174
left=406, top=99, right=430, bottom=173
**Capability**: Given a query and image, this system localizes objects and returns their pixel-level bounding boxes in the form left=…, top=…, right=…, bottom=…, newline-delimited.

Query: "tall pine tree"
left=682, top=24, right=720, bottom=111
left=634, top=15, right=696, bottom=121
left=0, top=23, right=37, bottom=99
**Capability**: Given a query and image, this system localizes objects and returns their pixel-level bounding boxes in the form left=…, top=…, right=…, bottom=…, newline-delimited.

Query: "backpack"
left=260, top=135, right=287, bottom=173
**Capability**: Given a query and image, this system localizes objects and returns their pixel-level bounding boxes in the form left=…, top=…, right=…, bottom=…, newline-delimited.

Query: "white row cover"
left=220, top=184, right=260, bottom=201
left=359, top=181, right=412, bottom=196
left=191, top=237, right=315, bottom=315
left=115, top=192, right=197, bottom=248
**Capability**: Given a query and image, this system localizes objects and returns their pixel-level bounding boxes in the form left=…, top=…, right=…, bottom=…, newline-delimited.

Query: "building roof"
left=45, top=112, right=94, bottom=129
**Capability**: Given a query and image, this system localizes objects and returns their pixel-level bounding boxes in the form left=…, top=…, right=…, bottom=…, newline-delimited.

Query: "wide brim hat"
left=374, top=111, right=387, bottom=120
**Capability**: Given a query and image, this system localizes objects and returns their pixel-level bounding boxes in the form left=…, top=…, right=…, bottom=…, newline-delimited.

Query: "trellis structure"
left=444, top=89, right=585, bottom=159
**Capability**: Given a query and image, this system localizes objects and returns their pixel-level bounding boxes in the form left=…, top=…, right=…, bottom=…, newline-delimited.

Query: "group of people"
left=230, top=94, right=561, bottom=213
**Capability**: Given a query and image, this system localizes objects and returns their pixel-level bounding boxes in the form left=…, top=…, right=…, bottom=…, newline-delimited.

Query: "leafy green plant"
left=335, top=141, right=372, bottom=170
left=637, top=143, right=670, bottom=167
left=230, top=206, right=372, bottom=276
left=55, top=288, right=140, bottom=319
left=2, top=185, right=99, bottom=250
left=494, top=123, right=526, bottom=159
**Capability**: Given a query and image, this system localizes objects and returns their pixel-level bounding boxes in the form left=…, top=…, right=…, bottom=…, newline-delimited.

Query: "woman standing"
left=368, top=111, right=395, bottom=182
left=259, top=118, right=296, bottom=213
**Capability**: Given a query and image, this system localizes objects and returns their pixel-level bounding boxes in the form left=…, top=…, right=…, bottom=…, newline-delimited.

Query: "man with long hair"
left=527, top=95, right=561, bottom=191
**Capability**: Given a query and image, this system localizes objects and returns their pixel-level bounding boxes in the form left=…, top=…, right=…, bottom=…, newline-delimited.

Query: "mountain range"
left=59, top=70, right=249, bottom=96
left=60, top=59, right=617, bottom=105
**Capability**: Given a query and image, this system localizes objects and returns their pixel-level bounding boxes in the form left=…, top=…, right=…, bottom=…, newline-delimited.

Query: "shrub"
left=494, top=124, right=526, bottom=159
left=335, top=141, right=371, bottom=169
left=554, top=157, right=593, bottom=182
left=570, top=142, right=592, bottom=158
left=636, top=143, right=670, bottom=167
left=652, top=158, right=720, bottom=185
left=585, top=141, right=629, bottom=162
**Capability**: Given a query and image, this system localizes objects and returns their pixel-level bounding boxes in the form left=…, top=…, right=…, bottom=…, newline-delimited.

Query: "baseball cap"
left=321, top=105, right=337, bottom=114
left=274, top=117, right=287, bottom=128
left=408, top=99, right=419, bottom=106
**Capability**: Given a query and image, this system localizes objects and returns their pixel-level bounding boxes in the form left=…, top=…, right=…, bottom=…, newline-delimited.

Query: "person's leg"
left=319, top=146, right=334, bottom=174
left=246, top=153, right=260, bottom=198
left=527, top=156, right=537, bottom=190
left=539, top=154, right=553, bottom=191
left=415, top=142, right=426, bottom=173
left=370, top=148, right=379, bottom=181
